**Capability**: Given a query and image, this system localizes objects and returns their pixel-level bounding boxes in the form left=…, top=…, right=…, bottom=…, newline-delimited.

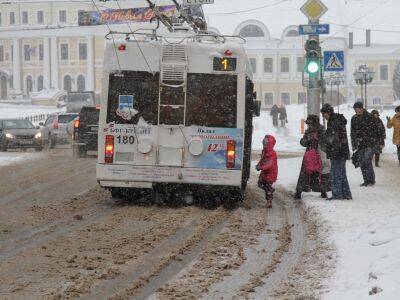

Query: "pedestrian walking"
left=371, top=110, right=386, bottom=167
left=279, top=104, right=287, bottom=128
left=386, top=105, right=400, bottom=166
left=294, top=115, right=331, bottom=199
left=351, top=102, right=380, bottom=187
left=321, top=103, right=352, bottom=200
left=256, top=135, right=278, bottom=209
left=270, top=105, right=279, bottom=128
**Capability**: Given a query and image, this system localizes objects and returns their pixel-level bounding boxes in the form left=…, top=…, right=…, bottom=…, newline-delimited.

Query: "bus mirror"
left=253, top=100, right=261, bottom=117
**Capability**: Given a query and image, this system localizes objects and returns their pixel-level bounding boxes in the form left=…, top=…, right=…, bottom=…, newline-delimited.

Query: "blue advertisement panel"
left=188, top=127, right=244, bottom=170
left=78, top=5, right=176, bottom=26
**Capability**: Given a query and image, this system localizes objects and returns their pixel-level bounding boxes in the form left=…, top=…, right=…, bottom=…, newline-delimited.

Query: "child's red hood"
left=263, top=135, right=276, bottom=152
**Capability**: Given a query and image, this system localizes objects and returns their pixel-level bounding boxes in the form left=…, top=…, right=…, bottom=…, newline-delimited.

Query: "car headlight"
left=5, top=133, right=14, bottom=139
left=35, top=132, right=42, bottom=139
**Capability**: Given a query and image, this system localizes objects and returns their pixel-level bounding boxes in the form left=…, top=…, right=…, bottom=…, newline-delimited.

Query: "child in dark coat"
left=256, top=135, right=278, bottom=208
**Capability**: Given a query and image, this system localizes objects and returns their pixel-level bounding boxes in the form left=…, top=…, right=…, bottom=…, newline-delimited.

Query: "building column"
left=12, top=38, right=22, bottom=94
left=43, top=37, right=51, bottom=90
left=86, top=35, right=95, bottom=91
left=50, top=36, right=59, bottom=90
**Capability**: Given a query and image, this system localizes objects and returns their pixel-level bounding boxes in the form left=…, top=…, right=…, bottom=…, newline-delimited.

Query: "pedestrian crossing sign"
left=324, top=51, right=345, bottom=72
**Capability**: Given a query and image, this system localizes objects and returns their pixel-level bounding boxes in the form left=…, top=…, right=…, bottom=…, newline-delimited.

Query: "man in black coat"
left=351, top=102, right=380, bottom=186
left=321, top=103, right=352, bottom=200
left=270, top=104, right=279, bottom=127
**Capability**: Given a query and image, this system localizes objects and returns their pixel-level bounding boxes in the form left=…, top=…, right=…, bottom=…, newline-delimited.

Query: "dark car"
left=72, top=106, right=100, bottom=157
left=66, top=91, right=95, bottom=113
left=0, top=119, right=43, bottom=152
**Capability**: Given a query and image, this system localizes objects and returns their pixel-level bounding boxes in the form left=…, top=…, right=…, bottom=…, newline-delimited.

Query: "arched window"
left=37, top=75, right=44, bottom=91
left=26, top=76, right=33, bottom=94
left=239, top=25, right=265, bottom=38
left=286, top=29, right=299, bottom=37
left=63, top=75, right=72, bottom=92
left=77, top=74, right=85, bottom=92
left=9, top=75, right=13, bottom=89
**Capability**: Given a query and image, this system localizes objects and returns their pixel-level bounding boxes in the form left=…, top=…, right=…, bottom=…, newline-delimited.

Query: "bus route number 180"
left=116, top=135, right=135, bottom=145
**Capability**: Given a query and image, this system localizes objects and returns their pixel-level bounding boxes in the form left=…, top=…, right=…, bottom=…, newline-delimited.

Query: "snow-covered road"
left=279, top=155, right=400, bottom=299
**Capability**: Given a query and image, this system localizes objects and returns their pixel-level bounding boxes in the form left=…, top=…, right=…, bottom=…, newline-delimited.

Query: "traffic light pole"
left=307, top=20, right=321, bottom=117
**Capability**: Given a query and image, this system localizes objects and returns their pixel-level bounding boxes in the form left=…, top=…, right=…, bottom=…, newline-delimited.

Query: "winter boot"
left=321, top=192, right=328, bottom=199
left=294, top=191, right=302, bottom=199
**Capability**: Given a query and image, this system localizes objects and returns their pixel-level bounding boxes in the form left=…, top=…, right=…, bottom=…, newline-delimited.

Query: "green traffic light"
left=307, top=61, right=319, bottom=74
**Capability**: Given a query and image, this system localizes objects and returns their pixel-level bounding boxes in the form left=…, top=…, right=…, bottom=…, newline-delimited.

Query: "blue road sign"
left=299, top=24, right=330, bottom=35
left=324, top=51, right=345, bottom=72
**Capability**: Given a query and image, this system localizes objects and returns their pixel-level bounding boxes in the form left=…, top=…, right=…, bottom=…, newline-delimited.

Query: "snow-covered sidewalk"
left=278, top=155, right=400, bottom=299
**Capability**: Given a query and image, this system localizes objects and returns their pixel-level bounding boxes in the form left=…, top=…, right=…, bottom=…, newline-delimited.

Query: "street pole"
left=364, top=73, right=368, bottom=110
left=307, top=21, right=321, bottom=117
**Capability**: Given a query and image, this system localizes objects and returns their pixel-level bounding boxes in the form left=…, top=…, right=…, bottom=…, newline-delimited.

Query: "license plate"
left=19, top=140, right=33, bottom=145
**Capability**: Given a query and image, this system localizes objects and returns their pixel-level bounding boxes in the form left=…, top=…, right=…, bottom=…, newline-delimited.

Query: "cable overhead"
left=114, top=0, right=153, bottom=74
left=90, top=0, right=122, bottom=72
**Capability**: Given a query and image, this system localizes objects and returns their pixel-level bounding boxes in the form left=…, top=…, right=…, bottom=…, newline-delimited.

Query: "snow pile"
left=0, top=103, right=60, bottom=120
left=278, top=156, right=400, bottom=299
left=253, top=104, right=399, bottom=155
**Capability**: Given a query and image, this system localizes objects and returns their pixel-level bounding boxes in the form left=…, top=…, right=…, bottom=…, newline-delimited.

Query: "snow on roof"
left=30, top=89, right=66, bottom=99
left=203, top=0, right=400, bottom=45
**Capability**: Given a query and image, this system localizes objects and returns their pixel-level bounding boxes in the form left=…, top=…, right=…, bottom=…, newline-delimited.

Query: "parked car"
left=0, top=119, right=43, bottom=151
left=72, top=106, right=100, bottom=158
left=40, top=113, right=79, bottom=148
left=66, top=91, right=95, bottom=113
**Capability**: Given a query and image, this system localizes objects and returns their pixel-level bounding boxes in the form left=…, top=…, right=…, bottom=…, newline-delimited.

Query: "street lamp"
left=354, top=64, right=375, bottom=109
left=326, top=73, right=345, bottom=112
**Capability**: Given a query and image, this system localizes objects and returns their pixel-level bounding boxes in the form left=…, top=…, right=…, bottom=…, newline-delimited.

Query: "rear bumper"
left=96, top=164, right=242, bottom=188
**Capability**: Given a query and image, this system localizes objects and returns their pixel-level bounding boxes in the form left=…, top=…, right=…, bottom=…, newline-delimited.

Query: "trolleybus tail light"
left=74, top=117, right=80, bottom=129
left=226, top=140, right=236, bottom=169
left=105, top=135, right=114, bottom=164
left=224, top=49, right=233, bottom=56
left=118, top=44, right=126, bottom=51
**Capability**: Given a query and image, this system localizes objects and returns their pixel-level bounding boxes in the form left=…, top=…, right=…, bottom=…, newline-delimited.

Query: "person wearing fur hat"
left=351, top=101, right=380, bottom=187
left=321, top=103, right=352, bottom=200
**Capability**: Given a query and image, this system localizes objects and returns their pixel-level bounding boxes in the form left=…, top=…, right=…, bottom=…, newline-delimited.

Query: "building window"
left=60, top=43, right=68, bottom=60
left=264, top=58, right=273, bottom=73
left=37, top=11, right=44, bottom=24
left=77, top=75, right=85, bottom=92
left=24, top=45, right=31, bottom=61
left=0, top=13, right=2, bottom=26
left=297, top=57, right=305, bottom=73
left=249, top=58, right=257, bottom=74
left=281, top=92, right=290, bottom=105
left=22, top=11, right=28, bottom=24
left=9, top=75, right=13, bottom=89
left=264, top=93, right=273, bottom=106
left=26, top=76, right=33, bottom=94
left=239, top=25, right=265, bottom=38
left=63, top=75, right=72, bottom=92
left=380, top=65, right=388, bottom=81
left=0, top=45, right=4, bottom=62
left=79, top=43, right=87, bottom=60
left=11, top=45, right=13, bottom=61
left=286, top=29, right=299, bottom=37
left=59, top=10, right=67, bottom=23
left=39, top=44, right=44, bottom=61
left=37, top=75, right=44, bottom=91
left=280, top=57, right=289, bottom=73
left=298, top=92, right=307, bottom=104
left=9, top=12, right=15, bottom=25
left=372, top=97, right=382, bottom=105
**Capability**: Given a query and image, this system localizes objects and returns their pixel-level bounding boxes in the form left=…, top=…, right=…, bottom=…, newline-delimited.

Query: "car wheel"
left=35, top=147, right=43, bottom=152
left=0, top=145, right=7, bottom=152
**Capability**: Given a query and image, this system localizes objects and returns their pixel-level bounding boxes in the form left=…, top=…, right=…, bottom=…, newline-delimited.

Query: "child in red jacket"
left=256, top=135, right=278, bottom=208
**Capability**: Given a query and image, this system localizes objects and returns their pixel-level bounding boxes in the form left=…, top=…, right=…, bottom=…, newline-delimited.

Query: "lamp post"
left=354, top=64, right=375, bottom=109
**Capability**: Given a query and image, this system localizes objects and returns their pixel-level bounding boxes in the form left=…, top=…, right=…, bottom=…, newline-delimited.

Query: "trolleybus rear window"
left=106, top=71, right=159, bottom=125
left=186, top=74, right=237, bottom=128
